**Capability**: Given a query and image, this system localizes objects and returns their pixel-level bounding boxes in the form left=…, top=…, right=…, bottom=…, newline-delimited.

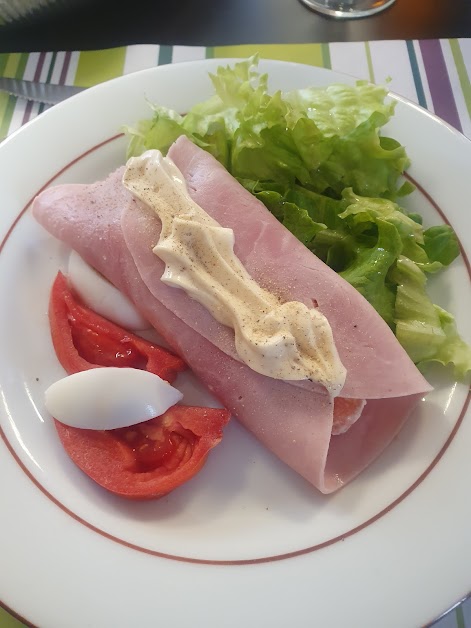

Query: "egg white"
left=44, top=367, right=183, bottom=430
left=68, top=250, right=149, bottom=331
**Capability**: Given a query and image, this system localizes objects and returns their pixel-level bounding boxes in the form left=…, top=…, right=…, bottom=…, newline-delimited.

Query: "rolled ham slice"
left=32, top=136, right=432, bottom=493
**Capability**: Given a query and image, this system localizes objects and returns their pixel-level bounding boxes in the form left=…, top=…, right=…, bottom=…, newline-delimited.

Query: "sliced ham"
left=32, top=137, right=431, bottom=493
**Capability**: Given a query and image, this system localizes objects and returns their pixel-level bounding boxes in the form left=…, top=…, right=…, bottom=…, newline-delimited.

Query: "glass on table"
left=298, top=0, right=396, bottom=18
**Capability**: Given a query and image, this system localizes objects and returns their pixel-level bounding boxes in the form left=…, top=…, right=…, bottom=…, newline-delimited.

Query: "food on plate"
left=46, top=271, right=230, bottom=499
left=54, top=405, right=230, bottom=499
left=68, top=249, right=149, bottom=330
left=122, top=149, right=347, bottom=396
left=49, top=270, right=185, bottom=380
left=45, top=367, right=183, bottom=430
left=126, top=56, right=470, bottom=378
left=33, top=136, right=432, bottom=494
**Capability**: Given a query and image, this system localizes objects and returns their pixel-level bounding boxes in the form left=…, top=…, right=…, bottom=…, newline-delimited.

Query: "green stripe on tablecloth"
left=74, top=47, right=126, bottom=87
left=406, top=40, right=427, bottom=108
left=456, top=605, right=466, bottom=628
left=16, top=53, right=28, bottom=79
left=4, top=53, right=22, bottom=77
left=364, top=42, right=375, bottom=82
left=212, top=44, right=324, bottom=67
left=0, top=94, right=13, bottom=140
left=158, top=45, right=173, bottom=65
left=2, top=52, right=28, bottom=78
left=449, top=38, right=471, bottom=119
left=205, top=47, right=215, bottom=59
left=44, top=51, right=57, bottom=84
left=321, top=43, right=331, bottom=69
left=0, top=53, right=9, bottom=75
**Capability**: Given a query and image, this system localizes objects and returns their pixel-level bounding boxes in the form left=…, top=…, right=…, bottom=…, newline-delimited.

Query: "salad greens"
left=125, top=56, right=471, bottom=379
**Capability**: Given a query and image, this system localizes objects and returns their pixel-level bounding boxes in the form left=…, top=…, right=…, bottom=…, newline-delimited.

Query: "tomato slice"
left=54, top=406, right=230, bottom=499
left=48, top=270, right=231, bottom=499
left=332, top=397, right=364, bottom=435
left=49, top=271, right=186, bottom=383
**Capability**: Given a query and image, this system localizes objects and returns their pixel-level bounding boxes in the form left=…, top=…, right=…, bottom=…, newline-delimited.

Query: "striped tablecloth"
left=0, top=40, right=470, bottom=628
left=1, top=40, right=470, bottom=140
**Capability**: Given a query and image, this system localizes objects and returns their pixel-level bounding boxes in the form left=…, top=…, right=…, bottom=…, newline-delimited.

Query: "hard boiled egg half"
left=45, top=367, right=183, bottom=430
left=68, top=250, right=149, bottom=331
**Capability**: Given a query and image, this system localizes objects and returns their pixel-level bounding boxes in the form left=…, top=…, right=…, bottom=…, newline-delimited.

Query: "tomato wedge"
left=332, top=397, right=364, bottom=435
left=49, top=271, right=186, bottom=383
left=54, top=406, right=230, bottom=499
left=48, top=270, right=231, bottom=499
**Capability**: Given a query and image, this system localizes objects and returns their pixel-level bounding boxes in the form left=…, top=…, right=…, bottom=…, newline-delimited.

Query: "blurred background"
left=0, top=0, right=470, bottom=52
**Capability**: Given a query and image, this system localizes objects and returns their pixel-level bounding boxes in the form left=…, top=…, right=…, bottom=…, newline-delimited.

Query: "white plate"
left=0, top=60, right=470, bottom=628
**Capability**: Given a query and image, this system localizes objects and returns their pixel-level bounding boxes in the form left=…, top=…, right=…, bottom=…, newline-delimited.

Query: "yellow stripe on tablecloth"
left=74, top=47, right=127, bottom=87
left=212, top=44, right=325, bottom=67
left=0, top=606, right=26, bottom=627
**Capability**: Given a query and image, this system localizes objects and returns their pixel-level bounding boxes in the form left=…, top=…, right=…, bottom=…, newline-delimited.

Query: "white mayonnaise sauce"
left=123, top=150, right=346, bottom=397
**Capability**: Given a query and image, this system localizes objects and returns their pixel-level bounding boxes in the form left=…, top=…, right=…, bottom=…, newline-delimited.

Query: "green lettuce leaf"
left=284, top=80, right=396, bottom=137
left=126, top=55, right=409, bottom=200
left=340, top=219, right=401, bottom=327
left=339, top=189, right=430, bottom=265
left=390, top=256, right=470, bottom=378
left=423, top=224, right=460, bottom=267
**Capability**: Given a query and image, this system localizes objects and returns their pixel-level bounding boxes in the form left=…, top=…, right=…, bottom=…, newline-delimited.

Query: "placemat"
left=0, top=39, right=470, bottom=628
left=0, top=40, right=470, bottom=140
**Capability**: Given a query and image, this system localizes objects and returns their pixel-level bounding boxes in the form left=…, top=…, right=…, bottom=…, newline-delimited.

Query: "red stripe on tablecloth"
left=59, top=50, right=72, bottom=85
